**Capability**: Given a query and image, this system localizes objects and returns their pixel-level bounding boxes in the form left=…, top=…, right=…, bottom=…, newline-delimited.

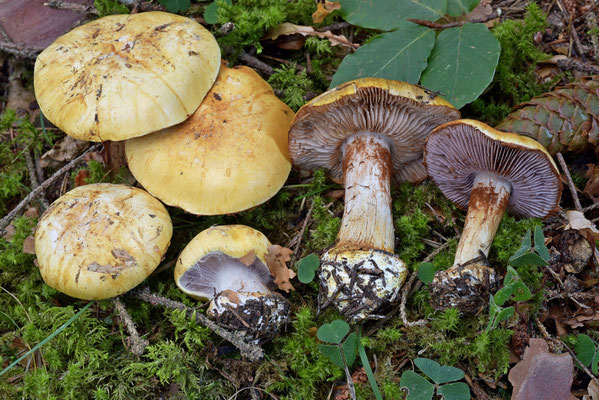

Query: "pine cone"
left=496, top=75, right=599, bottom=154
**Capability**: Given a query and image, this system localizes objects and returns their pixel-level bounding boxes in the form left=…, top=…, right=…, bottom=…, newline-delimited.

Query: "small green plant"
left=94, top=0, right=129, bottom=16
left=417, top=262, right=436, bottom=284
left=317, top=320, right=383, bottom=400
left=573, top=334, right=599, bottom=375
left=333, top=0, right=500, bottom=108
left=157, top=0, right=191, bottom=13
left=297, top=253, right=320, bottom=283
left=400, top=357, right=470, bottom=400
left=486, top=226, right=548, bottom=331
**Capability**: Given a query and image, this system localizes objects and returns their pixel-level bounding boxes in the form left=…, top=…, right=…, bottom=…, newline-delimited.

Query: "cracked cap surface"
left=34, top=11, right=220, bottom=141
left=34, top=183, right=172, bottom=299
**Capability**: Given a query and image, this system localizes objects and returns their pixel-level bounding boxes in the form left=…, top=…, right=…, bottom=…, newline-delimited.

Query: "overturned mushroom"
left=288, top=78, right=460, bottom=321
left=34, top=183, right=173, bottom=299
left=174, top=225, right=290, bottom=343
left=424, top=119, right=562, bottom=313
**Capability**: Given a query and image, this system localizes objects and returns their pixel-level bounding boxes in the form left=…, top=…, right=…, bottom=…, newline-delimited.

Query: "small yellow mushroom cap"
left=34, top=183, right=172, bottom=299
left=34, top=11, right=221, bottom=141
left=126, top=63, right=294, bottom=215
left=174, top=225, right=272, bottom=300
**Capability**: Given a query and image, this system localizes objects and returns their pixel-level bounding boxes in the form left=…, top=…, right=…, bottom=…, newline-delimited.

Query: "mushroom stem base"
left=318, top=248, right=407, bottom=321
left=429, top=263, right=499, bottom=314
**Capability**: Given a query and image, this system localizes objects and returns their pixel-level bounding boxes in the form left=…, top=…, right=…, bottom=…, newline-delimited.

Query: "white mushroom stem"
left=454, top=173, right=512, bottom=265
left=335, top=134, right=394, bottom=253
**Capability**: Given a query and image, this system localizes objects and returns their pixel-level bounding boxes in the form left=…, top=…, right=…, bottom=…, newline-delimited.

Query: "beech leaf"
left=264, top=245, right=296, bottom=292
left=312, top=1, right=341, bottom=24
left=265, top=23, right=357, bottom=49
left=565, top=210, right=599, bottom=242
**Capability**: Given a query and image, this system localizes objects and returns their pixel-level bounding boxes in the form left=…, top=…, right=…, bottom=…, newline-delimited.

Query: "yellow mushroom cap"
left=34, top=183, right=172, bottom=299
left=34, top=11, right=221, bottom=142
left=174, top=225, right=273, bottom=300
left=125, top=63, right=294, bottom=215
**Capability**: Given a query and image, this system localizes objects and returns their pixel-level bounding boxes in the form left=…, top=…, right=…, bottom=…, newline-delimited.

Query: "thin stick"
left=408, top=9, right=501, bottom=29
left=560, top=340, right=599, bottom=387
left=131, top=287, right=264, bottom=361
left=43, top=0, right=98, bottom=15
left=556, top=152, right=582, bottom=211
left=0, top=143, right=101, bottom=234
left=288, top=201, right=315, bottom=266
left=112, top=297, right=149, bottom=356
left=24, top=149, right=50, bottom=210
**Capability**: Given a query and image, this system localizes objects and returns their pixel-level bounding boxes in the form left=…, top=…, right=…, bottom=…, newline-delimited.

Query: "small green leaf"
left=420, top=23, right=500, bottom=109
left=446, top=0, right=480, bottom=17
left=574, top=334, right=597, bottom=368
left=317, top=332, right=359, bottom=369
left=534, top=225, right=551, bottom=262
left=509, top=252, right=548, bottom=267
left=487, top=295, right=515, bottom=331
left=492, top=285, right=513, bottom=306
left=339, top=0, right=447, bottom=31
left=318, top=343, right=345, bottom=369
left=342, top=332, right=359, bottom=368
left=437, top=382, right=471, bottom=400
left=204, top=0, right=231, bottom=24
left=503, top=266, right=519, bottom=285
left=157, top=0, right=190, bottom=13
left=414, top=358, right=464, bottom=384
left=400, top=370, right=435, bottom=400
left=317, top=319, right=349, bottom=344
left=507, top=281, right=532, bottom=302
left=511, top=229, right=532, bottom=261
left=297, top=254, right=320, bottom=283
left=330, top=22, right=435, bottom=88
left=417, top=262, right=436, bottom=284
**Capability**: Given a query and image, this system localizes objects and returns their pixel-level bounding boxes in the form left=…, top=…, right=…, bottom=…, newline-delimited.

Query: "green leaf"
left=492, top=285, right=513, bottom=306
left=534, top=225, right=551, bottom=262
left=420, top=23, right=500, bottom=109
left=417, top=262, right=436, bottom=284
left=574, top=334, right=597, bottom=368
left=509, top=252, right=548, bottom=267
left=157, top=0, right=190, bottom=13
left=358, top=342, right=383, bottom=400
left=414, top=358, right=464, bottom=384
left=446, top=0, right=480, bottom=17
left=486, top=295, right=514, bottom=331
left=511, top=229, right=532, bottom=261
left=317, top=332, right=359, bottom=369
left=506, top=281, right=532, bottom=302
left=400, top=370, right=435, bottom=400
left=339, top=0, right=447, bottom=31
left=297, top=254, right=320, bottom=283
left=317, top=319, right=350, bottom=344
left=203, top=0, right=231, bottom=24
left=437, top=382, right=471, bottom=400
left=503, top=266, right=519, bottom=285
left=330, top=22, right=435, bottom=88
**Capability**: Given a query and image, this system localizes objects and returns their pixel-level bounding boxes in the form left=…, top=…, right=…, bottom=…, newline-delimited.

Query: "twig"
left=131, top=287, right=264, bottom=361
left=556, top=152, right=582, bottom=211
left=560, top=339, right=599, bottom=388
left=43, top=0, right=98, bottom=15
left=24, top=149, right=50, bottom=210
left=317, top=22, right=351, bottom=32
left=407, top=9, right=501, bottom=29
left=112, top=297, right=148, bottom=356
left=556, top=57, right=599, bottom=74
left=288, top=201, right=315, bottom=266
left=461, top=366, right=490, bottom=400
left=0, top=143, right=101, bottom=234
left=399, top=271, right=428, bottom=327
left=0, top=39, right=42, bottom=60
left=224, top=47, right=274, bottom=76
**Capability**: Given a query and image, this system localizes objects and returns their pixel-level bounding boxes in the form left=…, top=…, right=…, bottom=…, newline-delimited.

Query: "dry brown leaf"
left=220, top=289, right=240, bottom=304
left=238, top=250, right=257, bottom=266
left=40, top=135, right=89, bottom=168
left=565, top=210, right=599, bottom=242
left=584, top=164, right=599, bottom=199
left=508, top=338, right=575, bottom=400
left=23, top=235, right=35, bottom=254
left=264, top=244, right=296, bottom=292
left=2, top=224, right=16, bottom=241
left=465, top=0, right=493, bottom=21
left=312, top=1, right=341, bottom=24
left=588, top=380, right=599, bottom=400
left=74, top=169, right=89, bottom=187
left=265, top=22, right=358, bottom=49
left=23, top=206, right=39, bottom=219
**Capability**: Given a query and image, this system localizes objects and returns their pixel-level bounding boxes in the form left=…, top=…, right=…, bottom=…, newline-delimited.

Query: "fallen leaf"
left=565, top=210, right=599, bottom=242
left=465, top=0, right=493, bottom=21
left=23, top=206, right=39, bottom=219
left=312, top=1, right=341, bottom=24
left=508, top=338, right=575, bottom=400
left=74, top=169, right=89, bottom=187
left=584, top=164, right=599, bottom=199
left=265, top=22, right=358, bottom=49
left=220, top=289, right=240, bottom=304
left=264, top=244, right=296, bottom=292
left=23, top=235, right=35, bottom=254
left=40, top=135, right=89, bottom=168
left=238, top=250, right=257, bottom=266
left=2, top=224, right=16, bottom=240
left=588, top=380, right=599, bottom=400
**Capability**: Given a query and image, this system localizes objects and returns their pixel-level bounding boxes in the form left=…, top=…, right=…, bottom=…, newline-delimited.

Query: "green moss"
left=94, top=0, right=129, bottom=16
left=268, top=65, right=314, bottom=111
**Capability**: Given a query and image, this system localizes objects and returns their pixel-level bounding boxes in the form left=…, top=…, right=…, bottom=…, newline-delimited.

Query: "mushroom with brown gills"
left=288, top=78, right=461, bottom=321
left=424, top=119, right=562, bottom=314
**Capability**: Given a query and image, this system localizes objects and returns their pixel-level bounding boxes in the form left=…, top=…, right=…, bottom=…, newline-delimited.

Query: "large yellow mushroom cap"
left=125, top=63, right=294, bottom=215
left=34, top=183, right=173, bottom=300
left=34, top=11, right=220, bottom=142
